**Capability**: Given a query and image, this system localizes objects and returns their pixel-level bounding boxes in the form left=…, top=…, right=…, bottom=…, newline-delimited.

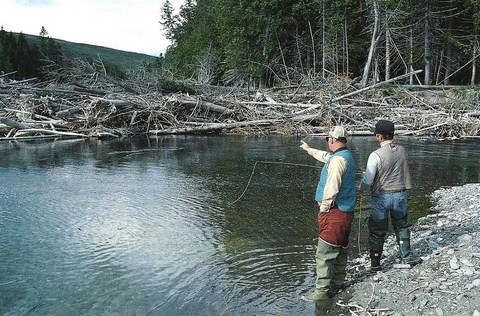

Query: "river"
left=1, top=135, right=479, bottom=315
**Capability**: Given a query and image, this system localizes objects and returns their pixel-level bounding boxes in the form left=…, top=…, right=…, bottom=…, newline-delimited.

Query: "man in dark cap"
left=358, top=120, right=421, bottom=271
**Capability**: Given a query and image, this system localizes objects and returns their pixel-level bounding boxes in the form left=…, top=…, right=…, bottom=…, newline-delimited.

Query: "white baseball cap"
left=328, top=126, right=348, bottom=139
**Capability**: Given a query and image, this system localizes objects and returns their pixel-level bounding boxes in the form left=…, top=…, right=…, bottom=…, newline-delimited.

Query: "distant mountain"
left=21, top=33, right=159, bottom=71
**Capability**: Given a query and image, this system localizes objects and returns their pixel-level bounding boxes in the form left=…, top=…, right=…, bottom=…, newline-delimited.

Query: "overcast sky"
left=0, top=0, right=184, bottom=56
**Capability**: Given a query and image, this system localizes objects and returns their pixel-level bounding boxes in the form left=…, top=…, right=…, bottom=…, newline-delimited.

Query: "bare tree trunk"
left=385, top=24, right=391, bottom=81
left=435, top=48, right=444, bottom=85
left=295, top=28, right=305, bottom=73
left=361, top=0, right=380, bottom=87
left=424, top=1, right=432, bottom=85
left=472, top=38, right=477, bottom=85
left=409, top=28, right=414, bottom=85
left=374, top=57, right=380, bottom=83
left=344, top=17, right=349, bottom=76
left=308, top=20, right=316, bottom=74
left=443, top=20, right=453, bottom=85
left=277, top=36, right=290, bottom=84
left=334, top=33, right=338, bottom=76
left=322, top=1, right=326, bottom=78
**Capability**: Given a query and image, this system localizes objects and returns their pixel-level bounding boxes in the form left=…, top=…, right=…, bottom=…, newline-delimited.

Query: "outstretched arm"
left=300, top=141, right=330, bottom=163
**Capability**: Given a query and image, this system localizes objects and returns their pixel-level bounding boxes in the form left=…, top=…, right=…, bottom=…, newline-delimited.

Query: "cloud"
left=15, top=0, right=55, bottom=6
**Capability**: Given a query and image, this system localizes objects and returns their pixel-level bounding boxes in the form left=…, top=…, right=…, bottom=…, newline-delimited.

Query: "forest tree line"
left=0, top=27, right=63, bottom=80
left=160, top=0, right=480, bottom=88
left=0, top=27, right=135, bottom=82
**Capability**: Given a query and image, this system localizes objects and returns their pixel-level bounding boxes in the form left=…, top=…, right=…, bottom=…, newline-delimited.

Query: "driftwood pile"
left=1, top=63, right=480, bottom=142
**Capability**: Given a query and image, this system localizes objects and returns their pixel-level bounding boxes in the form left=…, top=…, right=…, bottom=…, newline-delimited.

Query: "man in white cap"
left=300, top=126, right=356, bottom=301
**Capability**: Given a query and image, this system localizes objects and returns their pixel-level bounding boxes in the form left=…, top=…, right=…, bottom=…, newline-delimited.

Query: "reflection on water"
left=0, top=136, right=478, bottom=315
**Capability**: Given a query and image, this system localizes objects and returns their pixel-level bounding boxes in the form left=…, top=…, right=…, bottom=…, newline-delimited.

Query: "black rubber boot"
left=368, top=217, right=388, bottom=272
left=393, top=216, right=422, bottom=267
left=396, top=227, right=411, bottom=258
left=370, top=249, right=382, bottom=271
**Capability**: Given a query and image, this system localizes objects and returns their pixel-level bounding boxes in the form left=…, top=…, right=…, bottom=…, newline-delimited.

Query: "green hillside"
left=22, top=33, right=158, bottom=72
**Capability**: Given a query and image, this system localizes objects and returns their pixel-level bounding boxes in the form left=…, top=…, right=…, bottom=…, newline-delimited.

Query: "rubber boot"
left=396, top=227, right=411, bottom=259
left=370, top=249, right=382, bottom=271
left=368, top=217, right=388, bottom=272
left=395, top=227, right=422, bottom=266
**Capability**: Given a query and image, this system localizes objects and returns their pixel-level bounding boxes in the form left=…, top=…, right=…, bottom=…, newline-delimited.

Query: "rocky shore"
left=333, top=183, right=480, bottom=316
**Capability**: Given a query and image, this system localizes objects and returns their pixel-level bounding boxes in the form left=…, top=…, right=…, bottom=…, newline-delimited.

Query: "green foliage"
left=465, top=0, right=480, bottom=29
left=158, top=0, right=480, bottom=87
left=160, top=0, right=373, bottom=86
left=1, top=28, right=160, bottom=83
left=0, top=29, right=42, bottom=79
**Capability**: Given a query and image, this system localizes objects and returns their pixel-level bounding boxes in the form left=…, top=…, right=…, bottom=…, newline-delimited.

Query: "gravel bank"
left=332, top=183, right=480, bottom=316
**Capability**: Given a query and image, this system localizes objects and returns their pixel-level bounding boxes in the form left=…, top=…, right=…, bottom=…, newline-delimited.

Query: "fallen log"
left=94, top=98, right=137, bottom=108
left=0, top=117, right=32, bottom=129
left=13, top=128, right=89, bottom=138
left=401, top=122, right=450, bottom=136
left=0, top=135, right=67, bottom=142
left=149, top=119, right=281, bottom=135
left=55, top=106, right=83, bottom=118
left=179, top=96, right=234, bottom=114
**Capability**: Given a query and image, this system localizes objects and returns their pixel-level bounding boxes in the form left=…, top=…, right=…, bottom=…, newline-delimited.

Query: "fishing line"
left=230, top=160, right=320, bottom=204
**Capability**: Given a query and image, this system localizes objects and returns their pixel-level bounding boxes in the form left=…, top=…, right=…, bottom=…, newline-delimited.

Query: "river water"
left=1, top=135, right=479, bottom=315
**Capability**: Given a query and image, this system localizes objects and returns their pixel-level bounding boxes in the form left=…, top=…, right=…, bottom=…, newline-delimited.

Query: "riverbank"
left=333, top=183, right=480, bottom=316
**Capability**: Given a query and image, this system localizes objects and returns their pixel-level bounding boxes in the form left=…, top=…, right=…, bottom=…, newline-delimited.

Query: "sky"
left=0, top=0, right=184, bottom=57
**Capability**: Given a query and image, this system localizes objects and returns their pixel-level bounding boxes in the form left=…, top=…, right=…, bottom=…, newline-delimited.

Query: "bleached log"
left=179, top=96, right=233, bottom=114
left=0, top=135, right=63, bottom=142
left=94, top=98, right=136, bottom=108
left=0, top=118, right=32, bottom=129
left=149, top=119, right=280, bottom=135
left=465, top=111, right=480, bottom=117
left=14, top=129, right=89, bottom=138
left=401, top=122, right=449, bottom=135
left=56, top=106, right=83, bottom=118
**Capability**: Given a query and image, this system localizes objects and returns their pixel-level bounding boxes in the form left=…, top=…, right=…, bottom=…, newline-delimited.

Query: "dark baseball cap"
left=371, top=120, right=395, bottom=135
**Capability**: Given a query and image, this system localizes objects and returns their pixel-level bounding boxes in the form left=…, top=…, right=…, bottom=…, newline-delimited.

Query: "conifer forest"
left=161, top=0, right=480, bottom=87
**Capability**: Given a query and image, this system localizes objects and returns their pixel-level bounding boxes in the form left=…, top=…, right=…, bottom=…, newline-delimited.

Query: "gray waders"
left=302, top=238, right=348, bottom=302
left=314, top=238, right=347, bottom=291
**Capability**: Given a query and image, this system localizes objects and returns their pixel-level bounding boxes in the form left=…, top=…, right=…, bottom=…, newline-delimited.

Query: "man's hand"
left=357, top=180, right=370, bottom=192
left=300, top=140, right=310, bottom=151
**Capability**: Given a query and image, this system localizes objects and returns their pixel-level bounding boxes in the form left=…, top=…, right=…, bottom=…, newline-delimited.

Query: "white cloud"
left=0, top=0, right=184, bottom=56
